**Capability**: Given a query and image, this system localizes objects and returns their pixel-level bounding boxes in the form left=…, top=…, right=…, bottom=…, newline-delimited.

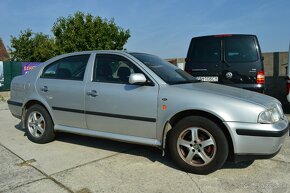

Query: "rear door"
left=222, top=35, right=263, bottom=85
left=185, top=37, right=222, bottom=82
left=36, top=54, right=91, bottom=129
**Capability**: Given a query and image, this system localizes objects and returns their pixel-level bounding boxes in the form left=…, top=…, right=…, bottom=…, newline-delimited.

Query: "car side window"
left=41, top=54, right=90, bottom=80
left=93, top=54, right=142, bottom=84
left=42, top=62, right=58, bottom=78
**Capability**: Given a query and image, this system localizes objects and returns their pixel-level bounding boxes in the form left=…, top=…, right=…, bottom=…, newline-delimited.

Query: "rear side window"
left=190, top=38, right=221, bottom=63
left=42, top=54, right=90, bottom=80
left=225, top=37, right=258, bottom=62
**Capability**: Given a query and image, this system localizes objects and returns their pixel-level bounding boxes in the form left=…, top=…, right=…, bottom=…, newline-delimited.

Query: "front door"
left=85, top=54, right=159, bottom=139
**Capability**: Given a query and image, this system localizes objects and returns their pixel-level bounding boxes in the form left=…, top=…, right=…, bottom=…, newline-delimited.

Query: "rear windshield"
left=225, top=37, right=258, bottom=62
left=190, top=38, right=221, bottom=63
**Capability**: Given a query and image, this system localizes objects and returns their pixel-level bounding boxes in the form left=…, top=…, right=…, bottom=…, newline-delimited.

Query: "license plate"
left=196, top=76, right=219, bottom=82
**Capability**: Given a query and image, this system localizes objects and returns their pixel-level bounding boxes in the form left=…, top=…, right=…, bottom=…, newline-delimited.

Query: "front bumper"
left=225, top=118, right=289, bottom=161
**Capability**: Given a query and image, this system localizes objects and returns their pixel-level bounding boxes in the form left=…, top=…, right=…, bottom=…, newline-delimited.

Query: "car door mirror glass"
left=129, top=73, right=147, bottom=84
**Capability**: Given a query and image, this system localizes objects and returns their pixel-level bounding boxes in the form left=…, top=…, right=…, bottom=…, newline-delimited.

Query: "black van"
left=185, top=34, right=265, bottom=93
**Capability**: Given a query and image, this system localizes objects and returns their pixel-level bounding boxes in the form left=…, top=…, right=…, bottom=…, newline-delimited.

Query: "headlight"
left=258, top=105, right=283, bottom=124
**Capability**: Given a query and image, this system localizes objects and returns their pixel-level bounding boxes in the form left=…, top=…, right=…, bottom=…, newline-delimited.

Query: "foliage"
left=52, top=12, right=130, bottom=54
left=9, top=12, right=131, bottom=62
left=0, top=95, right=5, bottom=102
left=9, top=29, right=57, bottom=62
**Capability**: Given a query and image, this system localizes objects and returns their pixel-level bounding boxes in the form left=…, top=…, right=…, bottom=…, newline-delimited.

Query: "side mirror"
left=129, top=73, right=147, bottom=85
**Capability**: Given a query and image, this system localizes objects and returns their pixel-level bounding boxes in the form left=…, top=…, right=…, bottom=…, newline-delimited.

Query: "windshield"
left=131, top=53, right=197, bottom=84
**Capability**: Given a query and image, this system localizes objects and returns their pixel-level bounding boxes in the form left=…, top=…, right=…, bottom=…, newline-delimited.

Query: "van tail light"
left=184, top=58, right=192, bottom=74
left=185, top=68, right=192, bottom=74
left=184, top=65, right=192, bottom=74
left=256, top=70, right=265, bottom=84
left=287, top=78, right=290, bottom=94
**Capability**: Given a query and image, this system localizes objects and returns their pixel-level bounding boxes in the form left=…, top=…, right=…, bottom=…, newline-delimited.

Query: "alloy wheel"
left=177, top=127, right=216, bottom=166
left=27, top=111, right=46, bottom=138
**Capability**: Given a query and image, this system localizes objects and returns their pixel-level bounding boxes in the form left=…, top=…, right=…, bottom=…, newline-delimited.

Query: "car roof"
left=58, top=50, right=153, bottom=57
left=60, top=50, right=128, bottom=56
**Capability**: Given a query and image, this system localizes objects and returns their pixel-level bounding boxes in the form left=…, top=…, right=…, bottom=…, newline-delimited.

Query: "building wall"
left=0, top=38, right=9, bottom=61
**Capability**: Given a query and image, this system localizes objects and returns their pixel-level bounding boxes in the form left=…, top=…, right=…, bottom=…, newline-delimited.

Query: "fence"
left=263, top=52, right=288, bottom=106
left=0, top=62, right=41, bottom=91
left=0, top=62, right=22, bottom=91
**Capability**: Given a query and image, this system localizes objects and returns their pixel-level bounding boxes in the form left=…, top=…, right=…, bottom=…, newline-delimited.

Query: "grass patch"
left=0, top=95, right=6, bottom=102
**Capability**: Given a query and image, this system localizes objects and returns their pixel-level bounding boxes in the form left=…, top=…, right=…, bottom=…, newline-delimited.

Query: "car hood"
left=172, top=82, right=278, bottom=108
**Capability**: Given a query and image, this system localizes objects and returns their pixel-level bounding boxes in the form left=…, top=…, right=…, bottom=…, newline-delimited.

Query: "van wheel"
left=25, top=104, right=55, bottom=144
left=168, top=116, right=228, bottom=174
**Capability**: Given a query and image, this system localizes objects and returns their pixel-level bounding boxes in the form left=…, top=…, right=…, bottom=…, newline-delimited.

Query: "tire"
left=24, top=104, right=55, bottom=144
left=168, top=116, right=228, bottom=174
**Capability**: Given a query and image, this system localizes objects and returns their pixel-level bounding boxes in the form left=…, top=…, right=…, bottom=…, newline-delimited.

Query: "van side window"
left=41, top=54, right=90, bottom=80
left=225, top=37, right=258, bottom=62
left=191, top=39, right=221, bottom=63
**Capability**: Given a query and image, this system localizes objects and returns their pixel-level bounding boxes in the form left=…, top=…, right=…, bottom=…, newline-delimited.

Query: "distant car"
left=185, top=34, right=265, bottom=93
left=0, top=78, right=3, bottom=88
left=8, top=51, right=289, bottom=174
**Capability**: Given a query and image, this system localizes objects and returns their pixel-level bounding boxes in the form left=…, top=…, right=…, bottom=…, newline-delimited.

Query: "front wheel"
left=168, top=116, right=228, bottom=174
left=25, top=104, right=55, bottom=144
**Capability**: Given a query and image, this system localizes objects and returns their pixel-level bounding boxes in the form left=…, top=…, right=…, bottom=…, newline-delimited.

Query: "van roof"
left=192, top=34, right=257, bottom=39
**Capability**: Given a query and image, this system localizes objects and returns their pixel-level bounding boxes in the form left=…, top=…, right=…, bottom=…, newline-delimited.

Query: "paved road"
left=0, top=101, right=290, bottom=193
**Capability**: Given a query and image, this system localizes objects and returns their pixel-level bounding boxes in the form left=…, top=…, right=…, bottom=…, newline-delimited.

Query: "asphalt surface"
left=0, top=101, right=290, bottom=193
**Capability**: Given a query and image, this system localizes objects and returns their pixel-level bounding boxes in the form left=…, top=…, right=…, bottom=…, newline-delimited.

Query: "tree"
left=9, top=29, right=57, bottom=62
left=52, top=12, right=130, bottom=54
left=9, top=12, right=131, bottom=62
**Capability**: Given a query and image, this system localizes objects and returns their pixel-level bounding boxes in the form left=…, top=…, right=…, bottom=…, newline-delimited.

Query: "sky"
left=0, top=0, right=289, bottom=58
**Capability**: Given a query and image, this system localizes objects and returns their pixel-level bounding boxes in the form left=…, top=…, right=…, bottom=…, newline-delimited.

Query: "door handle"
left=41, top=86, right=48, bottom=92
left=87, top=90, right=98, bottom=97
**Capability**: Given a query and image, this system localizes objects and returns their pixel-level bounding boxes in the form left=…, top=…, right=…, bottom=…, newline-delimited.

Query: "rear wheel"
left=25, top=104, right=55, bottom=144
left=168, top=116, right=228, bottom=174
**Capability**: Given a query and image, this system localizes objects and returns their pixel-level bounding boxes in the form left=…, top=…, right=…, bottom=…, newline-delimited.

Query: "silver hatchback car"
left=8, top=51, right=289, bottom=174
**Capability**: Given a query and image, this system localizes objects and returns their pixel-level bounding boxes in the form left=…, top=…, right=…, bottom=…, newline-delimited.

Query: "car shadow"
left=14, top=122, right=254, bottom=173
left=15, top=122, right=26, bottom=135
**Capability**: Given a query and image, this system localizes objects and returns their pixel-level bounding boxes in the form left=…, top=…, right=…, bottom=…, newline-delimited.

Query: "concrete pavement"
left=0, top=101, right=290, bottom=193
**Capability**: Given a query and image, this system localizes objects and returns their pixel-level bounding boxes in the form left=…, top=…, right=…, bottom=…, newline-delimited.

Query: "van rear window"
left=225, top=37, right=258, bottom=62
left=191, top=38, right=221, bottom=63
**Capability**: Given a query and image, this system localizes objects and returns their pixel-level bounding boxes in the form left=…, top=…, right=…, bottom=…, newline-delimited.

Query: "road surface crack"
left=186, top=173, right=203, bottom=193
left=0, top=143, right=74, bottom=193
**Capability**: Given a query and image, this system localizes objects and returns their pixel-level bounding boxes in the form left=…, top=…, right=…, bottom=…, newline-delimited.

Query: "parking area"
left=0, top=101, right=290, bottom=193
